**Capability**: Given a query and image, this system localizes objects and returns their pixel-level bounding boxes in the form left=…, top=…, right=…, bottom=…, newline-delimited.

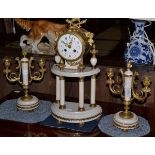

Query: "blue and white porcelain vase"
left=124, top=20, right=155, bottom=65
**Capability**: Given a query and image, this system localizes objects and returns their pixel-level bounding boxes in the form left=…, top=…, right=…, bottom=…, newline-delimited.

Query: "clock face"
left=57, top=33, right=83, bottom=61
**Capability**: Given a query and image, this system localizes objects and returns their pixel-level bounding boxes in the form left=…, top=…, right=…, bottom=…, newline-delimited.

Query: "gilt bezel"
left=57, top=31, right=86, bottom=62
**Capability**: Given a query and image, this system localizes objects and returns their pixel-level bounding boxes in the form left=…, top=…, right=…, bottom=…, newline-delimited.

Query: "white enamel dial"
left=57, top=33, right=83, bottom=61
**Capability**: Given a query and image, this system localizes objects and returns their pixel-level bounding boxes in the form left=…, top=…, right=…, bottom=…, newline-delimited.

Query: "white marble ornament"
left=90, top=57, right=97, bottom=67
left=55, top=55, right=61, bottom=64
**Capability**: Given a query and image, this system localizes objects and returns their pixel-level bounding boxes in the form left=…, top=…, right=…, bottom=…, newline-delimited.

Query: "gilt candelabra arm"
left=3, top=57, right=22, bottom=84
left=132, top=76, right=151, bottom=102
left=30, top=58, right=46, bottom=81
left=106, top=68, right=123, bottom=96
left=132, top=71, right=139, bottom=86
left=142, top=76, right=151, bottom=93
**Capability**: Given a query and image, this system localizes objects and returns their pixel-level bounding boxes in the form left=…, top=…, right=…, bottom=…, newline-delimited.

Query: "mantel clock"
left=51, top=18, right=102, bottom=125
left=56, top=18, right=94, bottom=70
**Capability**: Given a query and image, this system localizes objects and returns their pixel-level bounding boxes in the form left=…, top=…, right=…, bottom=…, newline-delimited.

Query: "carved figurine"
left=15, top=18, right=67, bottom=55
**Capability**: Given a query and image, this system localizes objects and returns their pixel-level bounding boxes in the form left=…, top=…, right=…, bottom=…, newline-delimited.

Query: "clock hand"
left=62, top=41, right=72, bottom=48
left=62, top=41, right=68, bottom=47
left=62, top=41, right=67, bottom=45
left=67, top=38, right=73, bottom=49
left=69, top=37, right=73, bottom=45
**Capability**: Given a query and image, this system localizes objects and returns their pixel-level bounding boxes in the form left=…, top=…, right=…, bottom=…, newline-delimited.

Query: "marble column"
left=90, top=75, right=96, bottom=107
left=59, top=76, right=66, bottom=109
left=56, top=76, right=60, bottom=104
left=79, top=77, right=85, bottom=111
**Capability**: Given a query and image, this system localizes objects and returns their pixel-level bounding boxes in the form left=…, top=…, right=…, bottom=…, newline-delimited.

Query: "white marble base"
left=17, top=95, right=39, bottom=111
left=51, top=102, right=102, bottom=123
left=113, top=111, right=139, bottom=130
left=51, top=65, right=100, bottom=77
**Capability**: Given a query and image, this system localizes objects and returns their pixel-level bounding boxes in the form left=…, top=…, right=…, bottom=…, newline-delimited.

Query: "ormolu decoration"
left=51, top=18, right=102, bottom=125
left=106, top=62, right=151, bottom=131
left=3, top=51, right=46, bottom=111
left=56, top=18, right=94, bottom=71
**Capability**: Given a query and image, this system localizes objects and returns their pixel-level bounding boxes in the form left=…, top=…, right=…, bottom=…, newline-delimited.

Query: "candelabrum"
left=106, top=62, right=151, bottom=131
left=3, top=51, right=46, bottom=111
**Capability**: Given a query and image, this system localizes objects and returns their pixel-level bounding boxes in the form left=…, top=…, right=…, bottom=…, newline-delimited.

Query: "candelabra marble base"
left=113, top=111, right=139, bottom=131
left=51, top=102, right=102, bottom=124
left=98, top=114, right=150, bottom=137
left=17, top=95, right=39, bottom=111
